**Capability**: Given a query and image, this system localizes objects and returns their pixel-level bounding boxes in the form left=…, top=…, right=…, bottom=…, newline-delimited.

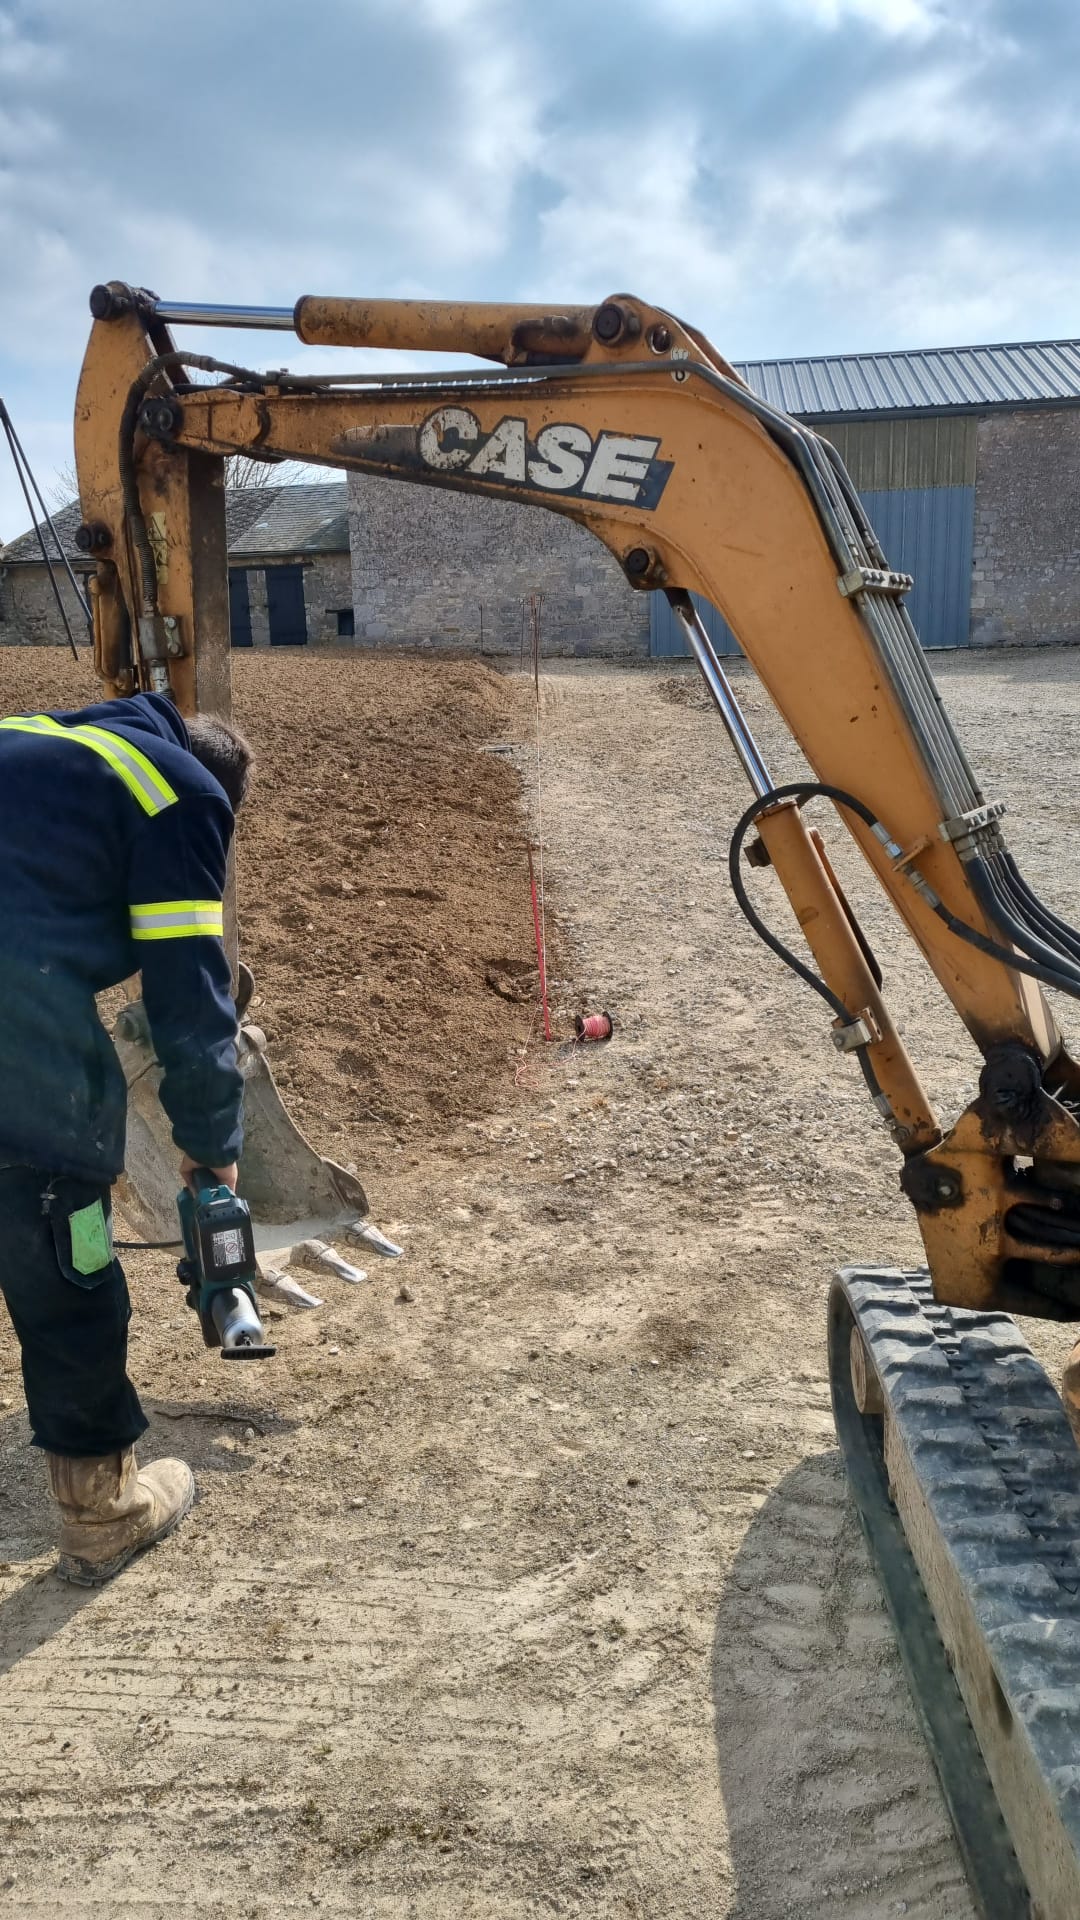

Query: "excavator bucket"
left=113, top=998, right=372, bottom=1261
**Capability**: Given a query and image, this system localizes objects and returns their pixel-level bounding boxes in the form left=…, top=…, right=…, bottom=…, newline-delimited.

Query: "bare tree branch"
left=48, top=461, right=80, bottom=513
left=226, top=454, right=306, bottom=489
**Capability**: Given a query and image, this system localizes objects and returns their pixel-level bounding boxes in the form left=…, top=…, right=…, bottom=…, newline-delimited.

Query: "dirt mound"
left=0, top=648, right=540, bottom=1163
left=655, top=669, right=715, bottom=711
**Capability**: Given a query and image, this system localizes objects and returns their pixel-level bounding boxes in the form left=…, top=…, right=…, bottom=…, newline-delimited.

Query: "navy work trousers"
left=0, top=1167, right=148, bottom=1457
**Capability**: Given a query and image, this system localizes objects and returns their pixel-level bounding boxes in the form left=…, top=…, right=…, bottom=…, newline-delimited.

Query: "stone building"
left=348, top=474, right=650, bottom=658
left=226, top=485, right=352, bottom=647
left=0, top=502, right=93, bottom=647
left=0, top=483, right=351, bottom=649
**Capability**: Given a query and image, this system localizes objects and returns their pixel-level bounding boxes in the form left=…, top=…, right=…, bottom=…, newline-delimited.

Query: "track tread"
left=840, top=1264, right=1080, bottom=1912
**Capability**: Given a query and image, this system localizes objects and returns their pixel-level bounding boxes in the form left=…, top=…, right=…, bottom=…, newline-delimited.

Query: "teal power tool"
left=177, top=1170, right=276, bottom=1361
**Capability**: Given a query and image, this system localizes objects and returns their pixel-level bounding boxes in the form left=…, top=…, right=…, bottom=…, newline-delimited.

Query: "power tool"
left=177, top=1170, right=276, bottom=1361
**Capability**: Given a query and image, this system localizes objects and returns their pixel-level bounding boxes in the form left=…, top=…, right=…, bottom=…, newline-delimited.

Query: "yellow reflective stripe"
left=130, top=899, right=223, bottom=940
left=68, top=724, right=177, bottom=811
left=0, top=714, right=177, bottom=816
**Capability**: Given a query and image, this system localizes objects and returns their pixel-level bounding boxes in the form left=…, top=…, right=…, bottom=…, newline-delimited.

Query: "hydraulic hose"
left=119, top=351, right=272, bottom=616
left=957, top=856, right=1080, bottom=1001
left=969, top=850, right=1080, bottom=989
left=728, top=779, right=1080, bottom=1153
left=997, top=848, right=1080, bottom=970
left=728, top=782, right=889, bottom=1114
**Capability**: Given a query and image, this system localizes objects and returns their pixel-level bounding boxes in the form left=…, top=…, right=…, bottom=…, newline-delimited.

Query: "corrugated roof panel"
left=733, top=338, right=1080, bottom=417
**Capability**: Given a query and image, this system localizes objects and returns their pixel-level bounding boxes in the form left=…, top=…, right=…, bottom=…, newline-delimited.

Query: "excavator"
left=69, top=281, right=1080, bottom=1916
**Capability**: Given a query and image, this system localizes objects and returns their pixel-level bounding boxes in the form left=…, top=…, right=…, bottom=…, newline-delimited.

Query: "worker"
left=0, top=691, right=252, bottom=1586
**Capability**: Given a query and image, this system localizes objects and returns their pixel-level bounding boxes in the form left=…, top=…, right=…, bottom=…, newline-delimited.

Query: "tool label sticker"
left=418, top=408, right=672, bottom=509
left=213, top=1227, right=245, bottom=1268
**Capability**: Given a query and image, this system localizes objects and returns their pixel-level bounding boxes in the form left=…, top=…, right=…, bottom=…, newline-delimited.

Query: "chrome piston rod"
left=665, top=590, right=772, bottom=799
left=151, top=301, right=296, bottom=331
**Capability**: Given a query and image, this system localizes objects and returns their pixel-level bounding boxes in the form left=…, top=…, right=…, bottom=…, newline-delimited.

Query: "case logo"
left=416, top=407, right=672, bottom=510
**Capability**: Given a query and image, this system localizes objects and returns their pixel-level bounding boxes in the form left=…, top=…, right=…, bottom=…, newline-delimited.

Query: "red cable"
left=527, top=843, right=553, bottom=1043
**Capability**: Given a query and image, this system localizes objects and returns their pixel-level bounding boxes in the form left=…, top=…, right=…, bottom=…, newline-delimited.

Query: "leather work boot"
left=1063, top=1340, right=1080, bottom=1449
left=45, top=1447, right=195, bottom=1586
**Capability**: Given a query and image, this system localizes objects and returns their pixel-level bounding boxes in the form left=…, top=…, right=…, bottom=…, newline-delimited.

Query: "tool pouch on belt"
left=45, top=1178, right=120, bottom=1290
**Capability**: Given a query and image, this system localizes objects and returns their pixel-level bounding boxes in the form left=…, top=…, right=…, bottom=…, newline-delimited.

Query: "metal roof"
left=734, top=338, right=1080, bottom=419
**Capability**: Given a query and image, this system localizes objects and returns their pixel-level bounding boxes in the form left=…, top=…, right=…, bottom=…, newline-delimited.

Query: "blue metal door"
left=228, top=569, right=252, bottom=648
left=266, top=565, right=308, bottom=647
left=861, top=485, right=974, bottom=649
left=649, top=590, right=739, bottom=659
left=648, top=482, right=974, bottom=657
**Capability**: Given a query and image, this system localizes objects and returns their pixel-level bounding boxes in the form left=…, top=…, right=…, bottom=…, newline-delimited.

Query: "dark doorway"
left=228, top=569, right=252, bottom=648
left=266, top=565, right=308, bottom=646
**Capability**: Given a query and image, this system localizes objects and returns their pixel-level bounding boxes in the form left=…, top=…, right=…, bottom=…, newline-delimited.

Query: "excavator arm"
left=72, top=282, right=1080, bottom=1918
left=74, top=281, right=1080, bottom=1319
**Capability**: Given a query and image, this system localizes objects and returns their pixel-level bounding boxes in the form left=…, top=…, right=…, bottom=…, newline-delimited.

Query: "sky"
left=1, top=0, right=1079, bottom=537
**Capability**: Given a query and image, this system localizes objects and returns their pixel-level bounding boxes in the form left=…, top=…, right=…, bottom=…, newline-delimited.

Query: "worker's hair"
left=185, top=714, right=255, bottom=811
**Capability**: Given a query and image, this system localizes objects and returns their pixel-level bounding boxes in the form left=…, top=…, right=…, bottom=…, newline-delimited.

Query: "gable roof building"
left=1, top=482, right=351, bottom=649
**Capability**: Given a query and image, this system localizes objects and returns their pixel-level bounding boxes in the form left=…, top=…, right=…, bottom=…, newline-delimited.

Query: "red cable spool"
left=575, top=1011, right=614, bottom=1043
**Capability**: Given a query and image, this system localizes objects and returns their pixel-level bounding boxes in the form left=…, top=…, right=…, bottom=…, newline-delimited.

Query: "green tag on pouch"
left=68, top=1199, right=113, bottom=1275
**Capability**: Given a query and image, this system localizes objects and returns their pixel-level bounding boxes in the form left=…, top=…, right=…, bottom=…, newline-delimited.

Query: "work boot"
left=45, top=1447, right=195, bottom=1586
left=1063, top=1341, right=1080, bottom=1449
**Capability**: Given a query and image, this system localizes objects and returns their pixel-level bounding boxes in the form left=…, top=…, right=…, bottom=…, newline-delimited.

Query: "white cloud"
left=0, top=8, right=65, bottom=80
left=1, top=0, right=1078, bottom=534
left=533, top=123, right=742, bottom=311
left=656, top=0, right=939, bottom=34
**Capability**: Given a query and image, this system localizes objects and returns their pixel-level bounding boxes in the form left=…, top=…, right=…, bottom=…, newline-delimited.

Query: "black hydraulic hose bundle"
left=940, top=857, right=1080, bottom=1000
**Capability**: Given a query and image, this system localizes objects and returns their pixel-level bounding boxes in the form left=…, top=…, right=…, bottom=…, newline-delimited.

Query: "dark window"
left=336, top=608, right=355, bottom=638
left=228, top=569, right=252, bottom=648
left=265, top=565, right=307, bottom=647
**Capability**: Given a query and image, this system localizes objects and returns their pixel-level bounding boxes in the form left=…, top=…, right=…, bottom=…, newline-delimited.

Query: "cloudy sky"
left=1, top=0, right=1078, bottom=536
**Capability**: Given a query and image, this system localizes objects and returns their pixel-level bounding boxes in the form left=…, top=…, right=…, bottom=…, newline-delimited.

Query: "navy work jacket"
left=0, top=692, right=243, bottom=1182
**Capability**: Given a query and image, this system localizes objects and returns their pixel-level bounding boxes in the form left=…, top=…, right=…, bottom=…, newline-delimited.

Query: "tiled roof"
left=2, top=501, right=84, bottom=564
left=225, top=486, right=280, bottom=547
left=229, top=484, right=350, bottom=556
left=3, top=483, right=349, bottom=565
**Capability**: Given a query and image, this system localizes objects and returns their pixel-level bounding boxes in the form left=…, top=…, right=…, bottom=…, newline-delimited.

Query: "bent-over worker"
left=0, top=692, right=252, bottom=1584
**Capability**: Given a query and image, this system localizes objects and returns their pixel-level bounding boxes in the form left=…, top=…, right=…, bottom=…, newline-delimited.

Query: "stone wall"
left=970, top=407, right=1080, bottom=647
left=232, top=553, right=353, bottom=647
left=348, top=474, right=650, bottom=657
left=0, top=562, right=93, bottom=646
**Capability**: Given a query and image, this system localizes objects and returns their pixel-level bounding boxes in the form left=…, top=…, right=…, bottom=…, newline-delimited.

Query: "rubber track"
left=832, top=1266, right=1080, bottom=1919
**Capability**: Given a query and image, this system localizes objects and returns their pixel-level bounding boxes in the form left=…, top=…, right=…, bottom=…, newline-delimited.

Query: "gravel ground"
left=1, top=645, right=1078, bottom=1918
